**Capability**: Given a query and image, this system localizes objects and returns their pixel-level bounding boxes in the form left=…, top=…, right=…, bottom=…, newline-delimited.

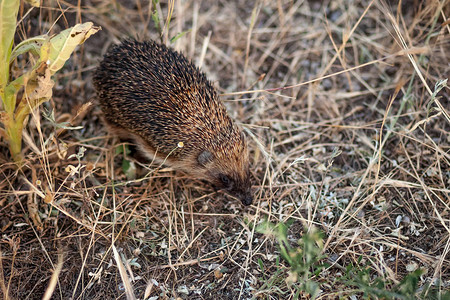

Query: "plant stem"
left=6, top=117, right=24, bottom=163
left=3, top=92, right=24, bottom=163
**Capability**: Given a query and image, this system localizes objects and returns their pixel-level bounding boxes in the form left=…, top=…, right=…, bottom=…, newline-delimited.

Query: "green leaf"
left=151, top=0, right=161, bottom=36
left=115, top=145, right=124, bottom=155
left=151, top=11, right=160, bottom=34
left=122, top=159, right=136, bottom=180
left=170, top=30, right=191, bottom=44
left=395, top=269, right=423, bottom=297
left=0, top=0, right=20, bottom=91
left=13, top=22, right=100, bottom=116
left=258, top=258, right=265, bottom=273
left=10, top=36, right=46, bottom=62
left=304, top=280, right=320, bottom=299
left=43, top=22, right=100, bottom=75
left=115, top=144, right=131, bottom=155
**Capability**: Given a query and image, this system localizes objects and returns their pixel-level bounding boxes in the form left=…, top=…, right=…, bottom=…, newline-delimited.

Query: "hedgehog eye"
left=219, top=174, right=231, bottom=187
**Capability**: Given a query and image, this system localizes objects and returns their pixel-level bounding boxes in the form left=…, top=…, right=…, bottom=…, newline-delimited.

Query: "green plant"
left=342, top=259, right=450, bottom=299
left=0, top=0, right=99, bottom=163
left=342, top=257, right=419, bottom=299
left=258, top=220, right=450, bottom=299
left=257, top=220, right=328, bottom=299
left=150, top=0, right=190, bottom=44
left=115, top=144, right=136, bottom=180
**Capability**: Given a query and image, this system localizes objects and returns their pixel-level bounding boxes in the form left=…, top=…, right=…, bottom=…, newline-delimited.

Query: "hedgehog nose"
left=241, top=193, right=253, bottom=206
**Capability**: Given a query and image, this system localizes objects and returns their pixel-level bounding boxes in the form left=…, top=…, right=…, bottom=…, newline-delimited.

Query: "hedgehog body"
left=93, top=40, right=252, bottom=205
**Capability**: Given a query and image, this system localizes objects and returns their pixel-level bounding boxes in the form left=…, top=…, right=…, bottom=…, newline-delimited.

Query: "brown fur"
left=93, top=40, right=252, bottom=205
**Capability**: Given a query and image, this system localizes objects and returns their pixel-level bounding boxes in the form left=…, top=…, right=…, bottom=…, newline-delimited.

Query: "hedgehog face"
left=197, top=147, right=252, bottom=206
left=216, top=171, right=253, bottom=206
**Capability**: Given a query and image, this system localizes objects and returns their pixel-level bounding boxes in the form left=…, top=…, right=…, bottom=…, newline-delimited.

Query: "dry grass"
left=0, top=0, right=449, bottom=299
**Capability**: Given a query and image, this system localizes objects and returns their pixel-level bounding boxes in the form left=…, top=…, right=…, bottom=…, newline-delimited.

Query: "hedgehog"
left=93, top=39, right=252, bottom=206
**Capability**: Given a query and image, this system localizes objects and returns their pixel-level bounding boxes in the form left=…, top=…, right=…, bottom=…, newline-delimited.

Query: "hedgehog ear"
left=198, top=150, right=214, bottom=167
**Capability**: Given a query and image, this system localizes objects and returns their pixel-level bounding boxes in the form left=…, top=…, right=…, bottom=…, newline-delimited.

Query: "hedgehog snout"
left=225, top=178, right=253, bottom=206
left=226, top=186, right=252, bottom=206
left=240, top=191, right=253, bottom=206
left=208, top=170, right=252, bottom=206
